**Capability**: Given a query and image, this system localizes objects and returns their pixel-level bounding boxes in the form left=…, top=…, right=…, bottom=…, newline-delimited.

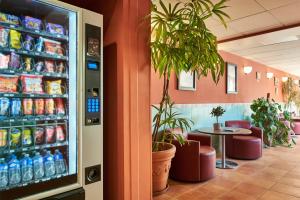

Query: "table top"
left=196, top=127, right=252, bottom=135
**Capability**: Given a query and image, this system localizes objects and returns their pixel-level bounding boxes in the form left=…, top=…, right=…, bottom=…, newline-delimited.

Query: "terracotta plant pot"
left=152, top=142, right=176, bottom=196
left=213, top=123, right=221, bottom=131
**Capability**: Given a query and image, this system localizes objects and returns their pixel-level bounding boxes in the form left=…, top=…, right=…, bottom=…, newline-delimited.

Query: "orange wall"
left=151, top=50, right=296, bottom=104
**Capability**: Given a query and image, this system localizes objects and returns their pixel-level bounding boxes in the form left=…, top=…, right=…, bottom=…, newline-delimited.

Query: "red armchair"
left=169, top=131, right=215, bottom=182
left=225, top=120, right=262, bottom=160
left=292, top=119, right=300, bottom=135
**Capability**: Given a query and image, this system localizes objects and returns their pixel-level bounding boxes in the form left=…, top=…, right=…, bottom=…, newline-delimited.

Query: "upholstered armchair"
left=225, top=120, right=263, bottom=160
left=169, top=130, right=216, bottom=182
left=292, top=118, right=300, bottom=135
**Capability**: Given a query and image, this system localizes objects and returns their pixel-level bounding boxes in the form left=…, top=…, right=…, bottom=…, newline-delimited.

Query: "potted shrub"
left=210, top=106, right=225, bottom=130
left=150, top=0, right=229, bottom=195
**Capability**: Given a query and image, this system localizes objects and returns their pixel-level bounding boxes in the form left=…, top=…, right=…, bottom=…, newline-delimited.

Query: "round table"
left=196, top=127, right=252, bottom=169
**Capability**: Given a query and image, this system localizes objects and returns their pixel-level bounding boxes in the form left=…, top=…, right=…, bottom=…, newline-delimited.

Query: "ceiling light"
left=244, top=66, right=252, bottom=74
left=266, top=72, right=273, bottom=79
left=282, top=77, right=288, bottom=82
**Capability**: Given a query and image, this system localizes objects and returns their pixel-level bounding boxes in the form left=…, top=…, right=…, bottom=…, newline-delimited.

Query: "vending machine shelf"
left=0, top=93, right=68, bottom=98
left=0, top=69, right=68, bottom=78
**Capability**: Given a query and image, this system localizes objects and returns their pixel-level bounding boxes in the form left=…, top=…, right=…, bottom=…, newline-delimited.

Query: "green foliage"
left=210, top=106, right=225, bottom=123
left=250, top=97, right=293, bottom=147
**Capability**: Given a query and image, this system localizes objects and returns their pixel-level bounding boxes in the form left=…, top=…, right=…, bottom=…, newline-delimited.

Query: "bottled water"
left=44, top=151, right=55, bottom=177
left=0, top=158, right=8, bottom=188
left=54, top=150, right=66, bottom=174
left=33, top=152, right=44, bottom=180
left=8, top=154, right=21, bottom=185
left=20, top=154, right=33, bottom=182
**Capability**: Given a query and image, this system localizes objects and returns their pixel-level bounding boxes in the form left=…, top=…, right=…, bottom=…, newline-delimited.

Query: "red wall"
left=151, top=50, right=297, bottom=104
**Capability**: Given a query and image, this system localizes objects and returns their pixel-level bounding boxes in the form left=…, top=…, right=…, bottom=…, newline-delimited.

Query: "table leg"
left=216, top=135, right=239, bottom=169
left=222, top=135, right=226, bottom=168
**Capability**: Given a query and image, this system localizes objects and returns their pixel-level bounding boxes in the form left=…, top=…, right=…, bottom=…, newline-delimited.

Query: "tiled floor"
left=154, top=137, right=300, bottom=200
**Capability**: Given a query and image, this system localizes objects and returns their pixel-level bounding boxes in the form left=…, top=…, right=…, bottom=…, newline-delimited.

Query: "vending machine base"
left=42, top=188, right=85, bottom=200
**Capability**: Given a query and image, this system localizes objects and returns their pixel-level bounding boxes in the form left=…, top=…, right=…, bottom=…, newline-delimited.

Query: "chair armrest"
left=250, top=126, right=263, bottom=139
left=187, top=132, right=212, bottom=146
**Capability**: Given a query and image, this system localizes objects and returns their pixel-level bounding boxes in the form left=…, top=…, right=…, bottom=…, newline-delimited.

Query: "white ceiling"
left=218, top=26, right=300, bottom=76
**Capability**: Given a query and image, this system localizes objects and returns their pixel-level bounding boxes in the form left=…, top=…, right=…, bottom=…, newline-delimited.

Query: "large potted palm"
left=151, top=0, right=229, bottom=195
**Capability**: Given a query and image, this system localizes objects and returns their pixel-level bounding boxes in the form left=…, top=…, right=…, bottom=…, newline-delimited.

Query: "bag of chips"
left=0, top=75, right=18, bottom=93
left=45, top=60, right=55, bottom=73
left=22, top=16, right=42, bottom=31
left=34, top=98, right=44, bottom=115
left=44, top=38, right=64, bottom=55
left=10, top=52, right=20, bottom=69
left=34, top=127, right=44, bottom=145
left=0, top=98, right=9, bottom=116
left=23, top=57, right=32, bottom=72
left=21, top=75, right=44, bottom=94
left=10, top=30, right=21, bottom=49
left=46, top=23, right=65, bottom=35
left=46, top=80, right=62, bottom=95
left=56, top=125, right=65, bottom=142
left=35, top=61, right=44, bottom=72
left=0, top=12, right=19, bottom=25
left=35, top=37, right=44, bottom=52
left=0, top=129, right=7, bottom=147
left=56, top=61, right=65, bottom=73
left=55, top=98, right=65, bottom=115
left=45, top=126, right=55, bottom=143
left=11, top=98, right=21, bottom=116
left=45, top=98, right=55, bottom=115
left=0, top=27, right=9, bottom=47
left=10, top=128, right=21, bottom=147
left=22, top=128, right=33, bottom=146
left=0, top=53, right=10, bottom=69
left=23, top=35, right=34, bottom=51
left=23, top=98, right=33, bottom=115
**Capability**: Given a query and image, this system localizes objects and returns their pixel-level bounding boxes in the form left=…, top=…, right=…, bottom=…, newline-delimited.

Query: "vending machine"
left=0, top=0, right=103, bottom=199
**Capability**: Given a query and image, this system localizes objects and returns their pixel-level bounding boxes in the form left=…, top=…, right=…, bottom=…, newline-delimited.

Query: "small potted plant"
left=210, top=106, right=226, bottom=130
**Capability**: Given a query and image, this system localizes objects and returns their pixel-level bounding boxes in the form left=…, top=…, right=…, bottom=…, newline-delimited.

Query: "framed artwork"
left=256, top=72, right=261, bottom=81
left=226, top=62, right=238, bottom=94
left=274, top=77, right=279, bottom=86
left=275, top=87, right=278, bottom=95
left=178, top=71, right=196, bottom=91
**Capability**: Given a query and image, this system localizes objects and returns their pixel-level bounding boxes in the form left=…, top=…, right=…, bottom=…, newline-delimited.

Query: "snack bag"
left=45, top=60, right=55, bottom=72
left=22, top=98, right=33, bottom=115
left=46, top=23, right=65, bottom=35
left=0, top=13, right=7, bottom=24
left=23, top=35, right=34, bottom=51
left=0, top=27, right=9, bottom=47
left=56, top=62, right=65, bottom=73
left=10, top=52, right=20, bottom=69
left=45, top=98, right=55, bottom=115
left=0, top=75, right=18, bottom=93
left=34, top=98, right=44, bottom=115
left=35, top=61, right=44, bottom=72
left=0, top=53, right=10, bottom=69
left=55, top=98, right=65, bottom=115
left=22, top=128, right=32, bottom=146
left=23, top=57, right=32, bottom=71
left=34, top=127, right=44, bottom=145
left=45, top=126, right=55, bottom=143
left=35, top=37, right=44, bottom=52
left=0, top=129, right=7, bottom=147
left=22, top=16, right=42, bottom=31
left=7, top=14, right=19, bottom=25
left=11, top=98, right=21, bottom=116
left=21, top=75, right=44, bottom=94
left=10, top=30, right=21, bottom=49
left=44, top=38, right=64, bottom=55
left=46, top=80, right=62, bottom=95
left=56, top=126, right=65, bottom=142
left=0, top=98, right=9, bottom=116
left=10, top=128, right=21, bottom=147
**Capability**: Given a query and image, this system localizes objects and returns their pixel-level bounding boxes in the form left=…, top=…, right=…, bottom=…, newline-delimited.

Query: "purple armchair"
left=169, top=131, right=216, bottom=182
left=225, top=120, right=263, bottom=160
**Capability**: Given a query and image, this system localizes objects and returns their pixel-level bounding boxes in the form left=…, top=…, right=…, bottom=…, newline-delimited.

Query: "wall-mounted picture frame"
left=275, top=87, right=278, bottom=95
left=256, top=72, right=261, bottom=81
left=226, top=62, right=238, bottom=94
left=178, top=71, right=196, bottom=91
left=274, top=77, right=279, bottom=86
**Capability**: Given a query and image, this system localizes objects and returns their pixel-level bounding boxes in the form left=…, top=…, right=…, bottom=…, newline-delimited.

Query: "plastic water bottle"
left=8, top=154, right=21, bottom=185
left=33, top=152, right=44, bottom=180
left=54, top=150, right=66, bottom=174
left=0, top=158, right=8, bottom=188
left=44, top=151, right=55, bottom=177
left=20, top=154, right=33, bottom=182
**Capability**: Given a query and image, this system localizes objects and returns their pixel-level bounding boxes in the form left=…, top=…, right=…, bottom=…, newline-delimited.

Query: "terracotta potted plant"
left=210, top=106, right=226, bottom=130
left=150, top=0, right=229, bottom=196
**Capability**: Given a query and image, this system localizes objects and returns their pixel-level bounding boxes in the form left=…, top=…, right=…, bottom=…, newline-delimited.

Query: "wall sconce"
left=244, top=66, right=252, bottom=74
left=266, top=72, right=274, bottom=79
left=282, top=77, right=288, bottom=82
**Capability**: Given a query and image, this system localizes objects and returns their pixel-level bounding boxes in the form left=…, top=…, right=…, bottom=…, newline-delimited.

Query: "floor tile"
left=271, top=183, right=300, bottom=197
left=259, top=191, right=300, bottom=200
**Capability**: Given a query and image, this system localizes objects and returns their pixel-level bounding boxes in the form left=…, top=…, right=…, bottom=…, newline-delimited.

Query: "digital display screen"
left=87, top=62, right=99, bottom=70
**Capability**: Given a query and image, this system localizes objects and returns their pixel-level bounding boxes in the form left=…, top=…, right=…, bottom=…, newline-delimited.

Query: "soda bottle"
left=20, top=154, right=33, bottom=182
left=33, top=152, right=44, bottom=180
left=0, top=158, right=8, bottom=188
left=54, top=150, right=66, bottom=174
left=44, top=151, right=55, bottom=177
left=8, top=154, right=21, bottom=185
